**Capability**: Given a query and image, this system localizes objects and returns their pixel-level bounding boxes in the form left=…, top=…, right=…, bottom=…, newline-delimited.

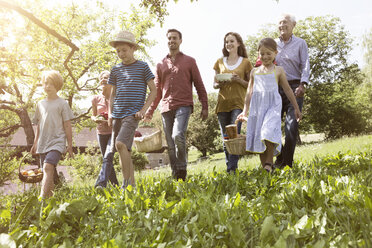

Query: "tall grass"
left=1, top=135, right=370, bottom=247
left=141, top=134, right=372, bottom=179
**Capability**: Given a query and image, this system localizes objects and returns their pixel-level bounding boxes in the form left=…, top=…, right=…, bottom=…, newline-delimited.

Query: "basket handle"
left=18, top=152, right=32, bottom=174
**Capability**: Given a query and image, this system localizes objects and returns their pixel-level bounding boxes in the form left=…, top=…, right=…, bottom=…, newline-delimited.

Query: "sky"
left=14, top=0, right=371, bottom=97
left=138, top=0, right=372, bottom=93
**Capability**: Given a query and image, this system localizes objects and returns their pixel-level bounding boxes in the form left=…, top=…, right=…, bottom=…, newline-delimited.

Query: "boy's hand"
left=30, top=145, right=37, bottom=155
left=66, top=146, right=74, bottom=159
left=108, top=117, right=113, bottom=127
left=135, top=110, right=146, bottom=120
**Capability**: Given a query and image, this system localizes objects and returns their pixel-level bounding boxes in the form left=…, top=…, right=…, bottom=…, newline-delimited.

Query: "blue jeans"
left=162, top=106, right=192, bottom=176
left=275, top=82, right=304, bottom=168
left=217, top=109, right=242, bottom=173
left=95, top=134, right=119, bottom=188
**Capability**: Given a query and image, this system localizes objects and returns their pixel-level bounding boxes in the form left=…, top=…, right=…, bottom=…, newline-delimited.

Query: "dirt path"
left=0, top=165, right=73, bottom=196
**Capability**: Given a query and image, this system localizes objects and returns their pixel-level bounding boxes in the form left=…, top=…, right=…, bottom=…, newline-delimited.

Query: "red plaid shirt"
left=147, top=52, right=208, bottom=115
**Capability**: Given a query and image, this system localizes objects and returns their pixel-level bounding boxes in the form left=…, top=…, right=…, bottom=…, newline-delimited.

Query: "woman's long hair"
left=222, top=32, right=248, bottom=58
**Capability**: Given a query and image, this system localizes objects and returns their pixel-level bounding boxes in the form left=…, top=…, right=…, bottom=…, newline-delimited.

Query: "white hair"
left=280, top=13, right=296, bottom=23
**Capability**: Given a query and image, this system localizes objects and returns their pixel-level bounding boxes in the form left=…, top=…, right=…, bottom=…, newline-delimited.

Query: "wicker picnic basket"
left=134, top=129, right=162, bottom=153
left=225, top=135, right=247, bottom=155
left=18, top=153, right=43, bottom=183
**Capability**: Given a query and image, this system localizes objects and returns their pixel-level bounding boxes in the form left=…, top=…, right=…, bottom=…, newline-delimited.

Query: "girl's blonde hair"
left=41, top=70, right=63, bottom=91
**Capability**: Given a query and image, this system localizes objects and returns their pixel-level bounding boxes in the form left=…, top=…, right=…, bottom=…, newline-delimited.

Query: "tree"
left=299, top=17, right=370, bottom=138
left=0, top=0, right=157, bottom=147
left=306, top=68, right=368, bottom=139
left=187, top=93, right=221, bottom=157
left=139, top=0, right=198, bottom=25
left=359, top=28, right=372, bottom=131
left=362, top=28, right=372, bottom=80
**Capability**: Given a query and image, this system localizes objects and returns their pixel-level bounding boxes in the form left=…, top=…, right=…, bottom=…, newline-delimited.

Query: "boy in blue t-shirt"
left=108, top=30, right=157, bottom=189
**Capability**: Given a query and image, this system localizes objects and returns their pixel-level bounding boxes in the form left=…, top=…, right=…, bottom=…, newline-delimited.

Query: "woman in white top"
left=213, top=32, right=253, bottom=173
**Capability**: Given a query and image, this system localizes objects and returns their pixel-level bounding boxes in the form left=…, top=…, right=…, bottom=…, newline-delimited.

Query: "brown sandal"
left=263, top=163, right=273, bottom=173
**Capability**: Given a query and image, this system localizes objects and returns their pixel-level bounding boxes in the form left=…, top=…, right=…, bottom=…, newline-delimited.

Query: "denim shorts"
left=112, top=115, right=139, bottom=151
left=40, top=150, right=62, bottom=167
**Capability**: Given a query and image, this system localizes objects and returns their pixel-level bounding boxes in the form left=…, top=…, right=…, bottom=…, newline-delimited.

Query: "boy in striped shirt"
left=107, top=31, right=157, bottom=189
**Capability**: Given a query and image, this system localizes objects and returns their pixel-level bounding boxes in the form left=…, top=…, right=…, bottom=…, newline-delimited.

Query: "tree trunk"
left=18, top=108, right=35, bottom=149
left=202, top=150, right=207, bottom=157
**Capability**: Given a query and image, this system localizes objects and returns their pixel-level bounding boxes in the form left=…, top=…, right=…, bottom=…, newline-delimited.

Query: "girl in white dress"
left=236, top=38, right=301, bottom=173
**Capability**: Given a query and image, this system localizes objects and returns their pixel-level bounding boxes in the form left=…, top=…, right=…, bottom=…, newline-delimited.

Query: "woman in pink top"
left=92, top=71, right=118, bottom=188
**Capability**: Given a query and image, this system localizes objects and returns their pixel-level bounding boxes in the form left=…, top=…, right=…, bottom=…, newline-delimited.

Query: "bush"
left=306, top=75, right=370, bottom=139
left=0, top=148, right=19, bottom=186
left=60, top=146, right=102, bottom=181
left=60, top=144, right=149, bottom=181
left=131, top=149, right=149, bottom=171
left=187, top=93, right=221, bottom=157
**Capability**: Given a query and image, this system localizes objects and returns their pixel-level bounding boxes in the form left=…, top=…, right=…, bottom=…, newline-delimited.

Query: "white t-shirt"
left=33, top=97, right=74, bottom=154
left=223, top=56, right=243, bottom=70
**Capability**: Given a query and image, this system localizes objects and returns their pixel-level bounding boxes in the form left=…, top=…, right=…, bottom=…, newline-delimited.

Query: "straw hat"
left=109, top=30, right=138, bottom=48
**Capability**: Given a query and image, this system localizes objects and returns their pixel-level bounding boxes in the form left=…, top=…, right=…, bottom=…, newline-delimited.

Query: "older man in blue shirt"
left=275, top=14, right=310, bottom=168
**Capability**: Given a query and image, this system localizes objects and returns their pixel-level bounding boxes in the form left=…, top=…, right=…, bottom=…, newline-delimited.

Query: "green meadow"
left=1, top=135, right=371, bottom=247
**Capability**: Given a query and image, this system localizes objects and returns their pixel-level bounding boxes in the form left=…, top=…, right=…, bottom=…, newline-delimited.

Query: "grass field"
left=141, top=134, right=371, bottom=178
left=1, top=134, right=371, bottom=247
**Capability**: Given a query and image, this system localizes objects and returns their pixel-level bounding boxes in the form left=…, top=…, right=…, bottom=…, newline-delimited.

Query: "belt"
left=288, top=79, right=301, bottom=84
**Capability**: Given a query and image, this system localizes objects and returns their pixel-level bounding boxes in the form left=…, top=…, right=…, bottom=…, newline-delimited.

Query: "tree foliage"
left=299, top=17, right=371, bottom=138
left=306, top=68, right=369, bottom=139
left=0, top=148, right=19, bottom=185
left=139, top=0, right=198, bottom=26
left=0, top=0, right=157, bottom=147
left=187, top=93, right=221, bottom=157
left=362, top=28, right=372, bottom=80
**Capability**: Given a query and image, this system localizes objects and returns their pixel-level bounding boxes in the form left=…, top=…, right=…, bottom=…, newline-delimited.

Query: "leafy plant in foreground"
left=1, top=149, right=371, bottom=247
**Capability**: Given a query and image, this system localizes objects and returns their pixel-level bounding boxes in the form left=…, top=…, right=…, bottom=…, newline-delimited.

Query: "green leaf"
left=260, top=215, right=275, bottom=240
left=233, top=192, right=241, bottom=208
left=10, top=196, right=38, bottom=230
left=0, top=209, right=11, bottom=221
left=294, top=215, right=309, bottom=233
left=273, top=235, right=286, bottom=248
left=313, top=239, right=326, bottom=248
left=230, top=222, right=244, bottom=246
